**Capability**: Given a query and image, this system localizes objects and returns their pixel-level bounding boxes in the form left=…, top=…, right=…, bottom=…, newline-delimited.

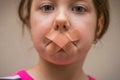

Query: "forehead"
left=33, top=0, right=93, bottom=4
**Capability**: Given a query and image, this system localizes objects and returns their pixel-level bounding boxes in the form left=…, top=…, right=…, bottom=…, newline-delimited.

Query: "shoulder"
left=0, top=70, right=34, bottom=80
left=16, top=70, right=34, bottom=80
left=89, top=76, right=96, bottom=80
left=0, top=75, right=21, bottom=80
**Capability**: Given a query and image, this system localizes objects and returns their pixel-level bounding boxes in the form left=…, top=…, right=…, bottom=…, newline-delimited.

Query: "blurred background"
left=0, top=0, right=120, bottom=80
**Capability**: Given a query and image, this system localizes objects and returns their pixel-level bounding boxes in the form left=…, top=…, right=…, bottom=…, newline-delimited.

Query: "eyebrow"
left=70, top=0, right=89, bottom=3
left=34, top=0, right=91, bottom=6
left=35, top=0, right=87, bottom=3
left=35, top=0, right=56, bottom=3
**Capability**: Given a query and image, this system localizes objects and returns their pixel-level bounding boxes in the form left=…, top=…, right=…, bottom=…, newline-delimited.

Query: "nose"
left=53, top=11, right=70, bottom=32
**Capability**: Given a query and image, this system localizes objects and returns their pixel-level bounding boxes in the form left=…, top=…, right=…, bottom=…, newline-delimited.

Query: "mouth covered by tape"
left=45, top=28, right=80, bottom=56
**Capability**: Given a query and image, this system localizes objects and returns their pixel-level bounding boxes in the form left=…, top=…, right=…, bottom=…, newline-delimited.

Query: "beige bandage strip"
left=66, top=29, right=80, bottom=41
left=46, top=42, right=61, bottom=55
left=45, top=28, right=80, bottom=53
left=63, top=42, right=78, bottom=56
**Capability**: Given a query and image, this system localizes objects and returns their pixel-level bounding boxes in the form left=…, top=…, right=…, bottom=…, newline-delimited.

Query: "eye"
left=72, top=5, right=87, bottom=13
left=40, top=4, right=54, bottom=12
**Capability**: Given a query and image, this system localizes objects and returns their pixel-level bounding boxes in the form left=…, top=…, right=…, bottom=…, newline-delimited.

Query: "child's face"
left=30, top=0, right=97, bottom=65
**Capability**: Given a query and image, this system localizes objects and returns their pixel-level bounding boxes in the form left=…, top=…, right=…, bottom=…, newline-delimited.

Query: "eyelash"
left=39, top=4, right=88, bottom=14
left=72, top=5, right=87, bottom=13
left=39, top=4, right=54, bottom=13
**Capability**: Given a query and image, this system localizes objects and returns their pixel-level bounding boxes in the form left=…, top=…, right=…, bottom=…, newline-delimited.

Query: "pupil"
left=77, top=7, right=82, bottom=11
left=45, top=5, right=51, bottom=10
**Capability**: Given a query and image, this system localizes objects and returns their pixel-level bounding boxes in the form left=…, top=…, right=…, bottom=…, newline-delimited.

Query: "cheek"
left=72, top=18, right=96, bottom=41
left=30, top=18, right=46, bottom=44
left=80, top=21, right=96, bottom=50
left=30, top=13, right=54, bottom=39
left=81, top=21, right=96, bottom=40
left=30, top=14, right=54, bottom=53
left=70, top=14, right=97, bottom=55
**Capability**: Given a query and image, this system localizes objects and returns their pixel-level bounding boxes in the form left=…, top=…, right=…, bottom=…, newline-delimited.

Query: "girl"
left=0, top=0, right=109, bottom=80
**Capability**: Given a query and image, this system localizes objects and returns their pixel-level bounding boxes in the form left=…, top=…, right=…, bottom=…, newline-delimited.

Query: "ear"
left=96, top=16, right=104, bottom=38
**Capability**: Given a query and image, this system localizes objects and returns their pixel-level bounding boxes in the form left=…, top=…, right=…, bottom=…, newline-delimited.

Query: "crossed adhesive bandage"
left=45, top=28, right=80, bottom=56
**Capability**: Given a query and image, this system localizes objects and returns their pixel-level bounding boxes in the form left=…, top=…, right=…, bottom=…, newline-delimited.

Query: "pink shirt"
left=16, top=70, right=96, bottom=80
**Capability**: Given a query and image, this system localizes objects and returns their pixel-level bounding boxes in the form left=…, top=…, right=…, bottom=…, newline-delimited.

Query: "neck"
left=28, top=58, right=88, bottom=80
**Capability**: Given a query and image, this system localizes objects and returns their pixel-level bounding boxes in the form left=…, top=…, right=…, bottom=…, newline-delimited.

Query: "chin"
left=41, top=54, right=79, bottom=65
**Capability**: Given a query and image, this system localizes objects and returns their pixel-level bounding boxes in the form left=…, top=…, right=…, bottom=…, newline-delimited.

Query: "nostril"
left=54, top=22, right=70, bottom=32
left=63, top=25, right=67, bottom=31
left=64, top=25, right=70, bottom=31
left=63, top=25, right=66, bottom=29
left=55, top=25, right=59, bottom=30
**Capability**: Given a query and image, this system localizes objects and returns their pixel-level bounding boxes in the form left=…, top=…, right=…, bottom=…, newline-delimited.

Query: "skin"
left=27, top=0, right=103, bottom=80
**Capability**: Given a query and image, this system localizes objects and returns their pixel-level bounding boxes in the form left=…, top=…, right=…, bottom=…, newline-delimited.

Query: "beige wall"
left=0, top=0, right=120, bottom=80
